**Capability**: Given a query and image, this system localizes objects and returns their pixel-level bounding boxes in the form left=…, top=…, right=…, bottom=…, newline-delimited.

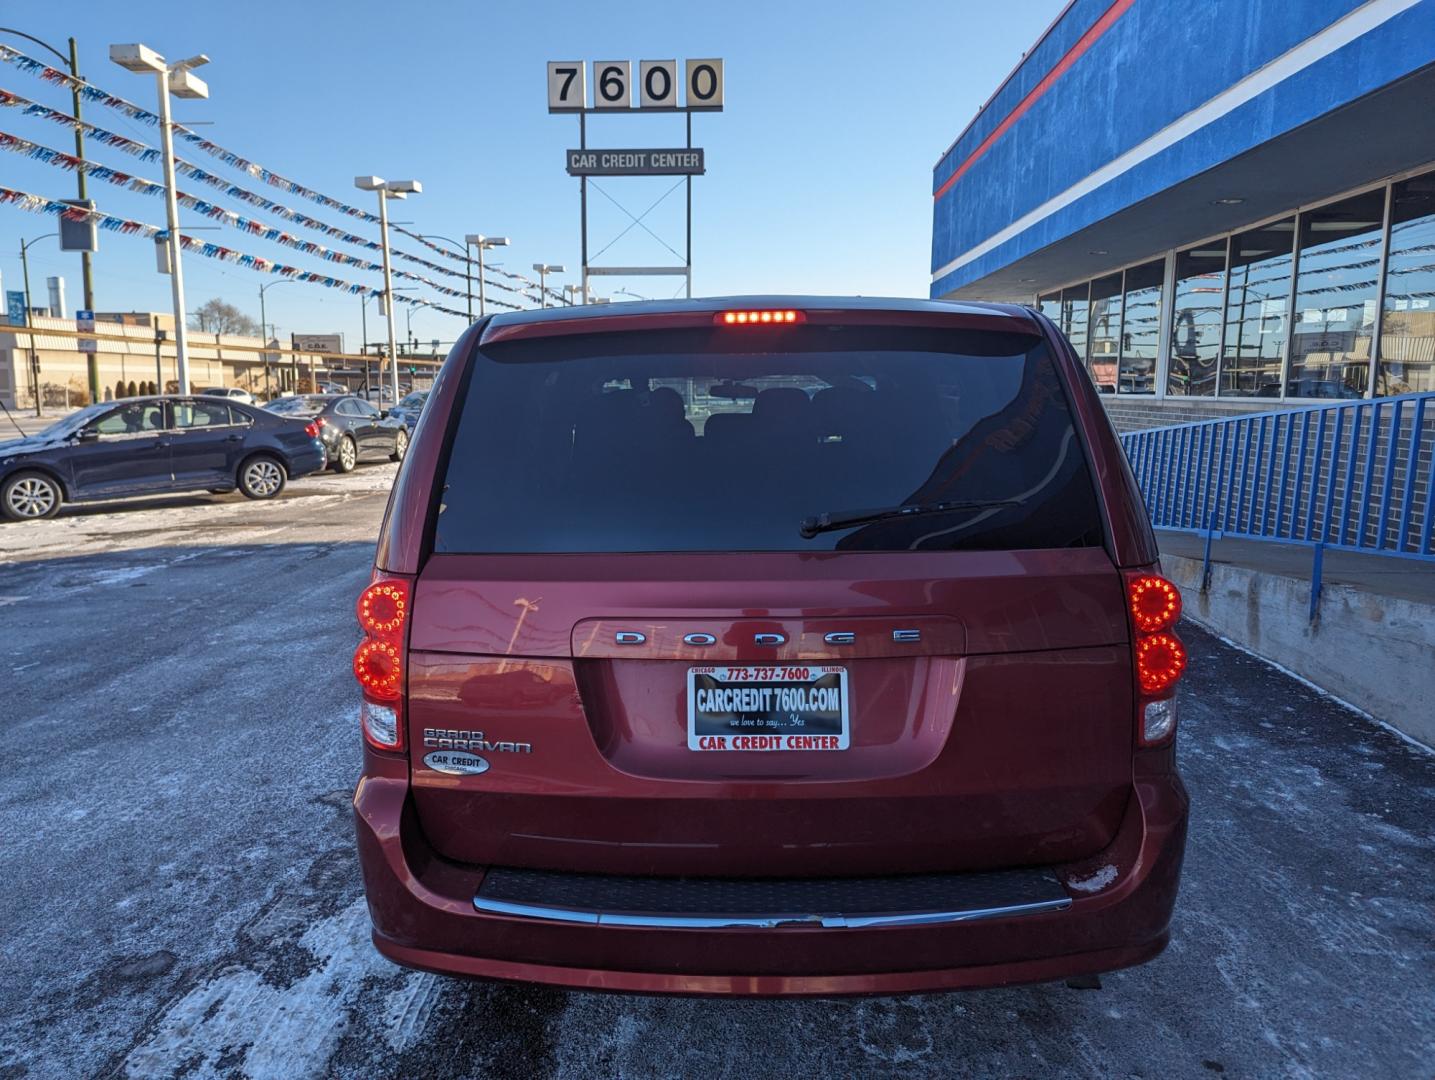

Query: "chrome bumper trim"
left=471, top=894, right=1072, bottom=929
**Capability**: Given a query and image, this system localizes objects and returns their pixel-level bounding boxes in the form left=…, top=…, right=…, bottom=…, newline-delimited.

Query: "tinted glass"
left=172, top=400, right=232, bottom=428
left=1087, top=273, right=1122, bottom=394
left=435, top=325, right=1104, bottom=554
left=266, top=397, right=324, bottom=416
left=1221, top=218, right=1295, bottom=397
left=1119, top=260, right=1163, bottom=395
left=1287, top=189, right=1385, bottom=398
left=1169, top=243, right=1226, bottom=396
left=1381, top=172, right=1435, bottom=394
left=94, top=402, right=164, bottom=435
left=353, top=399, right=382, bottom=418
left=1059, top=283, right=1090, bottom=360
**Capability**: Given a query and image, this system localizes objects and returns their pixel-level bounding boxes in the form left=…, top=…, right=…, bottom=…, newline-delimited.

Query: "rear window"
left=434, top=324, right=1104, bottom=553
left=265, top=397, right=325, bottom=417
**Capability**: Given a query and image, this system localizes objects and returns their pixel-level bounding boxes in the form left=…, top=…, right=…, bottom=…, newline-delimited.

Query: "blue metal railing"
left=1120, top=392, right=1435, bottom=618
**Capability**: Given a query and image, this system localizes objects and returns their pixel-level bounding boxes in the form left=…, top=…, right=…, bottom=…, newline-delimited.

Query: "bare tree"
left=190, top=298, right=260, bottom=337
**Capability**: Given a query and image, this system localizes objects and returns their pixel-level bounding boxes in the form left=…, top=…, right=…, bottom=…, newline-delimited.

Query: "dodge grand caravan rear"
left=352, top=297, right=1189, bottom=996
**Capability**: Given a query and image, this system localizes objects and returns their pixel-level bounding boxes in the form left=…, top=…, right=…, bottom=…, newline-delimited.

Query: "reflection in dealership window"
left=1039, top=292, right=1061, bottom=323
left=94, top=402, right=164, bottom=435
left=1118, top=260, right=1162, bottom=395
left=1168, top=243, right=1226, bottom=396
left=1060, top=282, right=1090, bottom=364
left=1380, top=172, right=1435, bottom=395
left=1221, top=219, right=1295, bottom=397
left=1087, top=273, right=1121, bottom=394
left=1287, top=189, right=1385, bottom=398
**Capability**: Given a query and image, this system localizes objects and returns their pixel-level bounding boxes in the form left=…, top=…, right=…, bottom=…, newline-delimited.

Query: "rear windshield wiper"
left=799, top=500, right=1022, bottom=539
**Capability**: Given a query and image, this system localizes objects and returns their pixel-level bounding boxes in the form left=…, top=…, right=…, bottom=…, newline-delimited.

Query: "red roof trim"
left=933, top=0, right=1137, bottom=203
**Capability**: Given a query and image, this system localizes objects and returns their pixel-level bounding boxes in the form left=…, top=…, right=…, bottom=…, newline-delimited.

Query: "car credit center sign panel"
left=566, top=148, right=705, bottom=176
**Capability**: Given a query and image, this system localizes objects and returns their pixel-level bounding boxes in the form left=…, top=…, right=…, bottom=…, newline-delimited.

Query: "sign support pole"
left=580, top=112, right=589, bottom=303
left=685, top=111, right=693, bottom=299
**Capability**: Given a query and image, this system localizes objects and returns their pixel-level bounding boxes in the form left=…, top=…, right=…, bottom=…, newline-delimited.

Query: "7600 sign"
left=547, top=59, right=724, bottom=113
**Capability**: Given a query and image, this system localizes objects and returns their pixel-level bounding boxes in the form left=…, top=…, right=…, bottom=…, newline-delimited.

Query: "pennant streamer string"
left=0, top=185, right=511, bottom=316
left=0, top=87, right=528, bottom=295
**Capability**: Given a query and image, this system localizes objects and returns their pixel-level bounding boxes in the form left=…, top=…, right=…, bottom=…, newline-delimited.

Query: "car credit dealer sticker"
left=423, top=750, right=491, bottom=775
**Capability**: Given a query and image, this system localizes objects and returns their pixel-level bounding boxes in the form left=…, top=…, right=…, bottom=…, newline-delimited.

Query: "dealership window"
left=1380, top=171, right=1435, bottom=394
left=1169, top=242, right=1226, bottom=396
left=1087, top=273, right=1121, bottom=394
left=1221, top=218, right=1295, bottom=397
left=1287, top=188, right=1385, bottom=399
left=1118, top=260, right=1163, bottom=395
left=1038, top=292, right=1061, bottom=322
left=1059, top=283, right=1090, bottom=364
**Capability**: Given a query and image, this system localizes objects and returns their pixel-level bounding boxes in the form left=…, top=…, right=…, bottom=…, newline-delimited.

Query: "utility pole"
left=67, top=37, right=98, bottom=401
left=0, top=29, right=99, bottom=402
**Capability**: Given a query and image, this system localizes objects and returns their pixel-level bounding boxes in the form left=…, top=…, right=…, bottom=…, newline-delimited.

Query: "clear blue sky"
left=1, top=0, right=1063, bottom=350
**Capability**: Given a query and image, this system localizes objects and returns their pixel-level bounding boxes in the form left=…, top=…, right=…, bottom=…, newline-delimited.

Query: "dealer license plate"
left=687, top=665, right=849, bottom=751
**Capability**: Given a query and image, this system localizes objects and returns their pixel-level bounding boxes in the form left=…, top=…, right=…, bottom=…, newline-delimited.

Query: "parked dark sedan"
left=0, top=396, right=327, bottom=521
left=264, top=394, right=408, bottom=473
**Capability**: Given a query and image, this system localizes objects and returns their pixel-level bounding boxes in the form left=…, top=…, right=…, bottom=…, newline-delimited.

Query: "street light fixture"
left=562, top=284, right=584, bottom=306
left=355, top=175, right=421, bottom=403
left=465, top=235, right=509, bottom=319
left=418, top=234, right=472, bottom=321
left=110, top=42, right=210, bottom=395
left=258, top=278, right=301, bottom=396
left=531, top=263, right=565, bottom=308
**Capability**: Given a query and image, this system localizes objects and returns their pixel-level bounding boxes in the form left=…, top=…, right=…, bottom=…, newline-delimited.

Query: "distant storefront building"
left=929, top=0, right=1435, bottom=430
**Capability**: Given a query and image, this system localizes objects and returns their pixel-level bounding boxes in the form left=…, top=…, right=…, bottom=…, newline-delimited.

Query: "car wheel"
left=390, top=428, right=409, bottom=463
left=332, top=435, right=358, bottom=473
left=1, top=471, right=62, bottom=521
left=237, top=455, right=287, bottom=500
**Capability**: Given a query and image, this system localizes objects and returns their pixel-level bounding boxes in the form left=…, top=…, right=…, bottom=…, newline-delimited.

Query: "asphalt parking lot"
left=1, top=465, right=1431, bottom=1079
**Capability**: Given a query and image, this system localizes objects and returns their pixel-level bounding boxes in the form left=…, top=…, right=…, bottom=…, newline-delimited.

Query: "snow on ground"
left=0, top=462, right=398, bottom=563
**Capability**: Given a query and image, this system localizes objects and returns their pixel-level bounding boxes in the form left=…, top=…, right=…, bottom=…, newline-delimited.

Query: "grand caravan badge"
left=423, top=750, right=490, bottom=776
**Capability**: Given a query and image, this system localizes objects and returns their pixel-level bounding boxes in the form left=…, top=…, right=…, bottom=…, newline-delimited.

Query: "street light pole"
left=111, top=44, right=211, bottom=396
left=466, top=235, right=509, bottom=320
left=356, top=177, right=421, bottom=403
left=153, top=68, right=190, bottom=393
left=258, top=279, right=299, bottom=396
left=19, top=233, right=55, bottom=416
left=532, top=263, right=565, bottom=309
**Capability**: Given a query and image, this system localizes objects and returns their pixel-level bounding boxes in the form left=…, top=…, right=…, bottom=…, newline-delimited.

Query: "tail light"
left=353, top=573, right=412, bottom=752
left=304, top=420, right=322, bottom=438
left=1123, top=570, right=1187, bottom=745
left=715, top=309, right=805, bottom=326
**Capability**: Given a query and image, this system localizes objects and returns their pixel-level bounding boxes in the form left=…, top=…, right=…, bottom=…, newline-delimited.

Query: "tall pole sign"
left=548, top=58, right=723, bottom=302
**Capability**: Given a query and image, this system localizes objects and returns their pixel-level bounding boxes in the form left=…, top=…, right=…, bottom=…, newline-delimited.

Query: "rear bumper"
left=353, top=758, right=1187, bottom=997
left=287, top=441, right=327, bottom=477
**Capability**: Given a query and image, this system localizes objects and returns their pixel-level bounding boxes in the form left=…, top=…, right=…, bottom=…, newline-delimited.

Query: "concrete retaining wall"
left=1102, top=396, right=1277, bottom=433
left=1160, top=553, right=1435, bottom=748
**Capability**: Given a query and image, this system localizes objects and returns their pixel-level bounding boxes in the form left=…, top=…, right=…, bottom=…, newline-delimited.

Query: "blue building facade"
left=930, top=0, right=1435, bottom=427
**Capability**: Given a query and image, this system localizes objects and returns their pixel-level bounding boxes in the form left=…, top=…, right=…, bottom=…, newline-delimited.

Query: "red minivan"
left=352, top=297, right=1189, bottom=996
